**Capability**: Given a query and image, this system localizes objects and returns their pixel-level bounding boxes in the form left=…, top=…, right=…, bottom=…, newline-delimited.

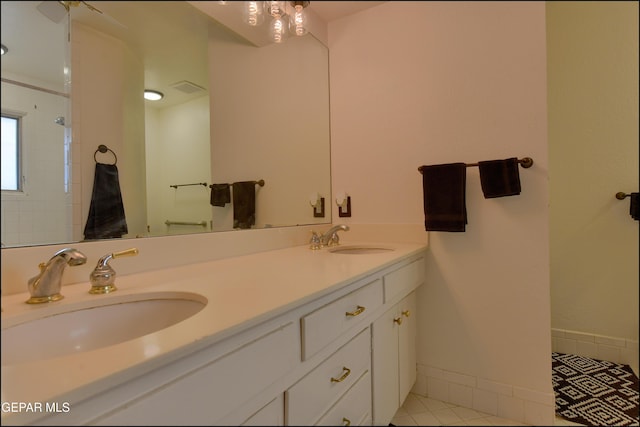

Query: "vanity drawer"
left=301, top=279, right=382, bottom=360
left=316, top=371, right=372, bottom=426
left=287, top=327, right=371, bottom=426
left=383, top=257, right=425, bottom=303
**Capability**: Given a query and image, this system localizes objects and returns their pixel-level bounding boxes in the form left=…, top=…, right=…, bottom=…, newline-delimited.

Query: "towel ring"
left=94, top=145, right=117, bottom=165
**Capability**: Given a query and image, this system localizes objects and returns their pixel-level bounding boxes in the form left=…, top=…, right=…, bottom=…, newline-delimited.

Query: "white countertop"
left=1, top=240, right=427, bottom=424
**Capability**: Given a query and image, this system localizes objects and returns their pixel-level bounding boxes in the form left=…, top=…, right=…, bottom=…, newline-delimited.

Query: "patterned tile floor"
left=390, top=393, right=586, bottom=426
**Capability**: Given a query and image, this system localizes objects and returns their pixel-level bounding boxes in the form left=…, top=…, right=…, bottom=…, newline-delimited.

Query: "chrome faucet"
left=320, top=224, right=350, bottom=247
left=26, top=248, right=87, bottom=304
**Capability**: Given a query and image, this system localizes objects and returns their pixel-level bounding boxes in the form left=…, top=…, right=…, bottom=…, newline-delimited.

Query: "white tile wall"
left=1, top=80, right=72, bottom=247
left=552, top=328, right=639, bottom=375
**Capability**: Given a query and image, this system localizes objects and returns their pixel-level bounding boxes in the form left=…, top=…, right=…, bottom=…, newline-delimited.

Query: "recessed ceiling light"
left=144, top=90, right=164, bottom=101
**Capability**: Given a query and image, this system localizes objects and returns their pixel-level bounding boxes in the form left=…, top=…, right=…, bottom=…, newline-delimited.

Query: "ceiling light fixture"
left=243, top=1, right=265, bottom=26
left=267, top=1, right=288, bottom=44
left=144, top=90, right=164, bottom=101
left=289, top=1, right=309, bottom=37
left=240, top=1, right=310, bottom=44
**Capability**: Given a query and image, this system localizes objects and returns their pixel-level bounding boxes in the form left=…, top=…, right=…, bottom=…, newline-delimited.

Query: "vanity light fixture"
left=1, top=44, right=7, bottom=56
left=144, top=90, right=164, bottom=101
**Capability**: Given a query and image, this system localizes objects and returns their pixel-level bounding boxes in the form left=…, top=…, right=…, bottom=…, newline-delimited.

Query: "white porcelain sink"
left=1, top=292, right=207, bottom=366
left=328, top=245, right=395, bottom=255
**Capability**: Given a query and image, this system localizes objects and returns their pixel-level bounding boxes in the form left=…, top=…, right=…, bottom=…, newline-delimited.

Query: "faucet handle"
left=309, top=231, right=322, bottom=250
left=89, top=248, right=139, bottom=294
left=327, top=232, right=341, bottom=247
left=112, top=248, right=139, bottom=259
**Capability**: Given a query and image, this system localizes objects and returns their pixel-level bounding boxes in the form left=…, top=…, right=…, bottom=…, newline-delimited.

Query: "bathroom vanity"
left=1, top=239, right=426, bottom=426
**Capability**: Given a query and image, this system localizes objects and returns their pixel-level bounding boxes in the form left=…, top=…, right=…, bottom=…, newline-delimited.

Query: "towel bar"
left=418, top=157, right=533, bottom=173
left=164, top=220, right=207, bottom=227
left=209, top=179, right=265, bottom=188
left=170, top=182, right=208, bottom=189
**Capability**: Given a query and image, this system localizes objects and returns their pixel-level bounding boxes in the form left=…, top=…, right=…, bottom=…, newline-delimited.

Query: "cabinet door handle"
left=402, top=309, right=411, bottom=318
left=331, top=366, right=352, bottom=383
left=393, top=317, right=403, bottom=325
left=342, top=417, right=351, bottom=426
left=345, top=305, right=365, bottom=317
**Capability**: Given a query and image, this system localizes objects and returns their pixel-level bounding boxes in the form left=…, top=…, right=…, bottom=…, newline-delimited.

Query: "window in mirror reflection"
left=1, top=114, right=22, bottom=191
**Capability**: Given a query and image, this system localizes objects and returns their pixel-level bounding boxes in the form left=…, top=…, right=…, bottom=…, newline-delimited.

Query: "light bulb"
left=243, top=1, right=265, bottom=26
left=269, top=15, right=288, bottom=43
left=267, top=1, right=285, bottom=17
left=289, top=4, right=307, bottom=36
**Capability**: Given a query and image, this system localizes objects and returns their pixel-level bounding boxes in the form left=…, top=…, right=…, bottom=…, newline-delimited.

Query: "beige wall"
left=328, top=1, right=552, bottom=422
left=208, top=30, right=331, bottom=231
left=72, top=22, right=147, bottom=241
left=145, top=96, right=212, bottom=236
left=547, top=3, right=639, bottom=344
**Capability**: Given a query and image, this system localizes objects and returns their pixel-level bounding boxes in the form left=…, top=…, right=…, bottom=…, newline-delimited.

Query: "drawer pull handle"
left=343, top=417, right=351, bottom=426
left=402, top=310, right=411, bottom=318
left=393, top=317, right=403, bottom=325
left=345, top=305, right=365, bottom=317
left=331, top=366, right=351, bottom=383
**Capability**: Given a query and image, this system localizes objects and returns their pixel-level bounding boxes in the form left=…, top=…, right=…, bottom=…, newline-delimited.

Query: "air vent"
left=170, top=80, right=206, bottom=94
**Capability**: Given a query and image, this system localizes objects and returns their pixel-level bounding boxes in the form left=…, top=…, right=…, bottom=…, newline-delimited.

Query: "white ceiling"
left=308, top=1, right=386, bottom=23
left=1, top=1, right=387, bottom=109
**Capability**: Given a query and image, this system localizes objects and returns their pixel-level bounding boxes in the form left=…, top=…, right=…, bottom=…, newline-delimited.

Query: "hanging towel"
left=421, top=163, right=467, bottom=232
left=84, top=163, right=128, bottom=240
left=210, top=183, right=231, bottom=207
left=232, top=181, right=256, bottom=229
left=478, top=157, right=522, bottom=198
left=630, top=193, right=639, bottom=221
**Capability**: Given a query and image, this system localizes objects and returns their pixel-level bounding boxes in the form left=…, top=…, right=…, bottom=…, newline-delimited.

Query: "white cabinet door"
left=371, top=291, right=417, bottom=426
left=398, top=291, right=417, bottom=404
left=371, top=304, right=400, bottom=426
left=240, top=394, right=284, bottom=426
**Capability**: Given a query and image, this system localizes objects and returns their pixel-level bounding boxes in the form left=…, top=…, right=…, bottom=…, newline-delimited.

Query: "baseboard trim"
left=411, top=364, right=555, bottom=425
left=551, top=328, right=639, bottom=376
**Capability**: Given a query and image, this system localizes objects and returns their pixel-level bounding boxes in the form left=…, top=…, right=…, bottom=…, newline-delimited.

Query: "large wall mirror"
left=1, top=1, right=331, bottom=248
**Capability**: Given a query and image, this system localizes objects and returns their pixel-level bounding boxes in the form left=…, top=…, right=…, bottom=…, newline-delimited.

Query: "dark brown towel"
left=232, top=181, right=256, bottom=229
left=478, top=157, right=521, bottom=198
left=421, top=163, right=467, bottom=232
left=210, top=183, right=230, bottom=207
left=84, top=163, right=128, bottom=240
left=630, top=193, right=639, bottom=221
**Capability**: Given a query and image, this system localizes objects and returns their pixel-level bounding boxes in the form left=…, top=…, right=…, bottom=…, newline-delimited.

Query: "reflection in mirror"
left=1, top=1, right=331, bottom=248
